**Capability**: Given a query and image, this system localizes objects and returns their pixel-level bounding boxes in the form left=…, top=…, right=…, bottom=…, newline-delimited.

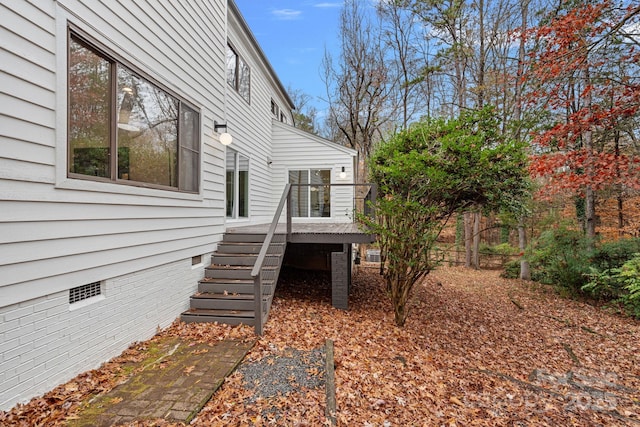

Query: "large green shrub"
left=503, top=227, right=640, bottom=317
left=581, top=238, right=640, bottom=301
left=526, top=225, right=592, bottom=295
left=591, top=238, right=640, bottom=271
left=618, top=255, right=640, bottom=318
left=583, top=254, right=640, bottom=318
left=502, top=259, right=521, bottom=279
left=362, top=106, right=529, bottom=326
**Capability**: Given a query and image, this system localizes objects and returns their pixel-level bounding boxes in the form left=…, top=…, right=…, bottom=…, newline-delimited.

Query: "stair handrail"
left=251, top=183, right=291, bottom=334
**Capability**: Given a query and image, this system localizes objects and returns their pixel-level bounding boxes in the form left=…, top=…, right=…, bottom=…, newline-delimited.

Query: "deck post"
left=286, top=189, right=292, bottom=240
left=254, top=275, right=263, bottom=335
left=331, top=246, right=349, bottom=310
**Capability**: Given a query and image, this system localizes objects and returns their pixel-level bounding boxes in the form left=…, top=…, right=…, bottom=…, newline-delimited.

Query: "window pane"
left=226, top=150, right=236, bottom=217
left=117, top=67, right=178, bottom=187
left=238, top=155, right=249, bottom=218
left=179, top=104, right=200, bottom=192
left=238, top=57, right=250, bottom=102
left=226, top=46, right=237, bottom=88
left=310, top=170, right=331, bottom=217
left=289, top=170, right=309, bottom=217
left=68, top=37, right=111, bottom=178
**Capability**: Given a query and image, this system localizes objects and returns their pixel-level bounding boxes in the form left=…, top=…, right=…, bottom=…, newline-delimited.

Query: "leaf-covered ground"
left=2, top=266, right=639, bottom=426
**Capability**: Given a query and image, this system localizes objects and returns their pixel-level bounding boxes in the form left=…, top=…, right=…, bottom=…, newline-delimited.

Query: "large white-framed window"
left=226, top=149, right=249, bottom=219
left=67, top=30, right=200, bottom=193
left=289, top=169, right=331, bottom=218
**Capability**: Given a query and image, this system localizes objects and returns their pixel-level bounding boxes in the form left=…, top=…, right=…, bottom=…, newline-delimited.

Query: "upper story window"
left=271, top=99, right=288, bottom=123
left=226, top=43, right=250, bottom=103
left=68, top=32, right=200, bottom=193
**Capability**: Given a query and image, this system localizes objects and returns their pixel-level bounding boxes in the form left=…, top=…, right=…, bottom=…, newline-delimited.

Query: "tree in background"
left=362, top=107, right=529, bottom=326
left=287, top=86, right=319, bottom=135
left=527, top=1, right=640, bottom=240
left=376, top=0, right=427, bottom=130
left=322, top=0, right=391, bottom=184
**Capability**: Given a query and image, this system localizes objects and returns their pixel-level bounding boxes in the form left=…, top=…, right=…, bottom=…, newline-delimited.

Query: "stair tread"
left=212, top=254, right=281, bottom=258
left=200, top=277, right=274, bottom=284
left=201, top=277, right=253, bottom=283
left=209, top=265, right=253, bottom=269
left=213, top=251, right=258, bottom=258
left=207, top=264, right=277, bottom=271
left=183, top=308, right=254, bottom=317
left=192, top=292, right=254, bottom=300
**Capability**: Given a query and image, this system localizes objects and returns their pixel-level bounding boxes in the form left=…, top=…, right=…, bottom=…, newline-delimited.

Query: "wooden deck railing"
left=251, top=184, right=291, bottom=335
left=250, top=183, right=376, bottom=335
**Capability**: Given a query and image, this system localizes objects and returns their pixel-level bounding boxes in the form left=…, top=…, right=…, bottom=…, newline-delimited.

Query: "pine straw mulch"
left=2, top=265, right=639, bottom=426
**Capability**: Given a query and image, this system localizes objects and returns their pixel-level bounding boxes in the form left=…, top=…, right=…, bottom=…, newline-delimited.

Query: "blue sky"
left=233, top=1, right=344, bottom=113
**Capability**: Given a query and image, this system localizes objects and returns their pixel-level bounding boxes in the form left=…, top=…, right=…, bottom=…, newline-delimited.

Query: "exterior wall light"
left=214, top=121, right=233, bottom=146
left=340, top=166, right=347, bottom=179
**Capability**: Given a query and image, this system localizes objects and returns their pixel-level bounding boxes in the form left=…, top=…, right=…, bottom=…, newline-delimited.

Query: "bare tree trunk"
left=614, top=130, right=624, bottom=235
left=472, top=211, right=481, bottom=269
left=515, top=0, right=530, bottom=280
left=583, top=65, right=596, bottom=244
left=518, top=220, right=530, bottom=280
left=464, top=212, right=472, bottom=268
left=477, top=0, right=485, bottom=108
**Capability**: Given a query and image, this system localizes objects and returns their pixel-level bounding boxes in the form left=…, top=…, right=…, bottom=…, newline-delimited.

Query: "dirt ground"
left=2, top=265, right=639, bottom=426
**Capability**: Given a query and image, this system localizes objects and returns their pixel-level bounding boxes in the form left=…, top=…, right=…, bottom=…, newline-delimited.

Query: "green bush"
left=511, top=226, right=640, bottom=317
left=583, top=254, right=640, bottom=318
left=582, top=267, right=625, bottom=301
left=618, top=255, right=640, bottom=318
left=591, top=238, right=640, bottom=271
left=581, top=238, right=640, bottom=301
left=480, top=243, right=519, bottom=256
left=525, top=225, right=592, bottom=294
left=502, top=259, right=521, bottom=279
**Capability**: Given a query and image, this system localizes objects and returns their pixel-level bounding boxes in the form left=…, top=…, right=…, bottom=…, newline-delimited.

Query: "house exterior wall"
left=0, top=255, right=209, bottom=410
left=0, top=0, right=356, bottom=410
left=1, top=1, right=229, bottom=307
left=271, top=121, right=356, bottom=223
left=225, top=4, right=293, bottom=225
left=0, top=0, right=230, bottom=410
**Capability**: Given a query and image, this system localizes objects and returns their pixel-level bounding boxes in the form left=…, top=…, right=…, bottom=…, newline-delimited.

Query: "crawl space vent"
left=69, top=282, right=101, bottom=304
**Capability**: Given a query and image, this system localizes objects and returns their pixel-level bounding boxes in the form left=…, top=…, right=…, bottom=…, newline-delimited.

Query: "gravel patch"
left=238, top=347, right=326, bottom=404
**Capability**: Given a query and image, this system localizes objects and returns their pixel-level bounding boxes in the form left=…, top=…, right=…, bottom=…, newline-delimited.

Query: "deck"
left=226, top=222, right=376, bottom=244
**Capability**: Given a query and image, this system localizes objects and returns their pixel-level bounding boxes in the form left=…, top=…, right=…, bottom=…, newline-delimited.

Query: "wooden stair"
left=180, top=231, right=285, bottom=326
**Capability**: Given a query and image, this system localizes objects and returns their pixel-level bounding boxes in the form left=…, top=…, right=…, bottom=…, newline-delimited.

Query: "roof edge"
left=228, top=0, right=296, bottom=110
left=272, top=120, right=357, bottom=156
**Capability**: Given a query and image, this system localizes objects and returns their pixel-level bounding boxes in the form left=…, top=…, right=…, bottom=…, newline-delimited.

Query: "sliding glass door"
left=288, top=169, right=330, bottom=218
left=226, top=149, right=249, bottom=219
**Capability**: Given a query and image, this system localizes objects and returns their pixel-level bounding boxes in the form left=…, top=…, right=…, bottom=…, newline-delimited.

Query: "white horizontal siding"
left=0, top=116, right=55, bottom=149
left=0, top=158, right=55, bottom=184
left=1, top=0, right=230, bottom=310
left=272, top=121, right=357, bottom=223
left=0, top=137, right=55, bottom=165
left=0, top=217, right=219, bottom=244
left=0, top=0, right=323, bottom=410
left=226, top=12, right=277, bottom=224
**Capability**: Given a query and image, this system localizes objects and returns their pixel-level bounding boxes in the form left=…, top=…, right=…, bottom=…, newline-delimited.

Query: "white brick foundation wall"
left=0, top=255, right=209, bottom=411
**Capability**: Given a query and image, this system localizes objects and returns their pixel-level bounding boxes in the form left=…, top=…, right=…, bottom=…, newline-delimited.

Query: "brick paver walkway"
left=69, top=338, right=254, bottom=426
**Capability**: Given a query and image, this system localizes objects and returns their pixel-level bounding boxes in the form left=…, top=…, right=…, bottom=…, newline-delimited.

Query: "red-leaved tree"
left=527, top=0, right=640, bottom=239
